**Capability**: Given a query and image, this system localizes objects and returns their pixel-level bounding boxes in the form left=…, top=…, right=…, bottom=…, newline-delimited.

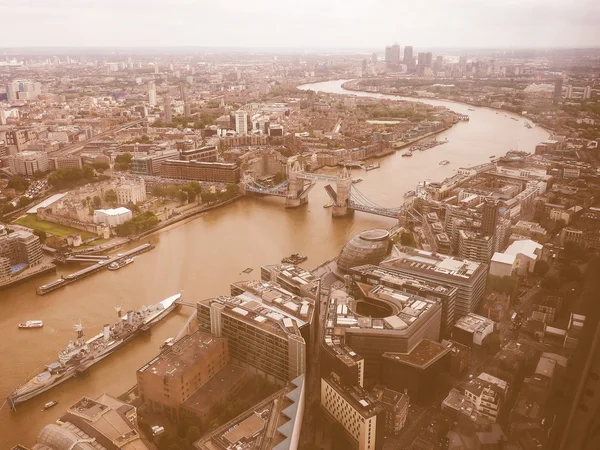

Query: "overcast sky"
left=1, top=0, right=599, bottom=49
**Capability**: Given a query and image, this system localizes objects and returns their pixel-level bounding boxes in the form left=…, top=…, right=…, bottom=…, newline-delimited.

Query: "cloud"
left=0, top=0, right=598, bottom=48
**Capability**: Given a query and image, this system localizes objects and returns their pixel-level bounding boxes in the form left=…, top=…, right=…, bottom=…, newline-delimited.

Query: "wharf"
left=36, top=243, right=154, bottom=295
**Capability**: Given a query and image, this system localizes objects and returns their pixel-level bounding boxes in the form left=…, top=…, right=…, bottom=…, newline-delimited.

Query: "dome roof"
left=337, top=229, right=391, bottom=272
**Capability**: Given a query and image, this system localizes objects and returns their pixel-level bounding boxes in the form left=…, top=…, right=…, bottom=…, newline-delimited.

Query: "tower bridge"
left=241, top=161, right=422, bottom=222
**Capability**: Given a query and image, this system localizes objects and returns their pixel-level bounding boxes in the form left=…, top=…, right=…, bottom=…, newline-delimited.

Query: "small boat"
left=402, top=152, right=413, bottom=157
left=160, top=338, right=175, bottom=352
left=365, top=163, right=380, bottom=171
left=282, top=253, right=308, bottom=264
left=489, top=155, right=496, bottom=159
left=18, top=320, right=44, bottom=329
left=108, top=258, right=134, bottom=271
left=404, top=190, right=416, bottom=198
left=468, top=108, right=475, bottom=111
left=524, top=122, right=532, bottom=129
left=323, top=201, right=334, bottom=208
left=43, top=401, right=58, bottom=410
left=439, top=160, right=450, bottom=165
left=352, top=178, right=363, bottom=184
left=511, top=117, right=519, bottom=121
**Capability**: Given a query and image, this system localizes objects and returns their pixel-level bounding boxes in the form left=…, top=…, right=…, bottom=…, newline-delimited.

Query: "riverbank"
left=341, top=79, right=556, bottom=136
left=0, top=263, right=56, bottom=291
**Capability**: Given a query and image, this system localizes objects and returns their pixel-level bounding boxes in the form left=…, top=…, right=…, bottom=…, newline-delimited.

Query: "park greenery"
left=114, top=153, right=133, bottom=171
left=200, top=184, right=239, bottom=204
left=486, top=274, right=520, bottom=303
left=151, top=111, right=222, bottom=130
left=104, top=189, right=117, bottom=205
left=114, top=211, right=158, bottom=236
left=7, top=176, right=30, bottom=192
left=47, top=165, right=107, bottom=189
left=151, top=182, right=202, bottom=203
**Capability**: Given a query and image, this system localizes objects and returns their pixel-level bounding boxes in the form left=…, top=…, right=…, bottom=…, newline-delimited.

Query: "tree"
left=33, top=230, right=47, bottom=244
left=33, top=170, right=46, bottom=180
left=563, top=241, right=588, bottom=263
left=559, top=263, right=581, bottom=282
left=482, top=332, right=502, bottom=355
left=533, top=260, right=550, bottom=277
left=92, top=195, right=102, bottom=209
left=92, top=161, right=110, bottom=172
left=114, top=153, right=133, bottom=171
left=400, top=231, right=416, bottom=247
left=541, top=274, right=561, bottom=291
left=104, top=189, right=118, bottom=205
left=7, top=176, right=29, bottom=192
left=185, top=426, right=202, bottom=444
left=175, top=189, right=188, bottom=203
left=82, top=164, right=94, bottom=179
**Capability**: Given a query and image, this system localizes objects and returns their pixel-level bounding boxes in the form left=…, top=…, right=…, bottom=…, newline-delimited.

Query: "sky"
left=1, top=0, right=599, bottom=49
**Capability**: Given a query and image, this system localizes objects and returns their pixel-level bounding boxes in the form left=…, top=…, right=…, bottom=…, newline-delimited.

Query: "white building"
left=148, top=82, right=156, bottom=107
left=490, top=252, right=517, bottom=277
left=116, top=179, right=146, bottom=205
left=464, top=373, right=508, bottom=422
left=93, top=207, right=132, bottom=227
left=7, top=151, right=49, bottom=176
left=321, top=373, right=383, bottom=450
left=234, top=110, right=248, bottom=135
left=492, top=239, right=543, bottom=277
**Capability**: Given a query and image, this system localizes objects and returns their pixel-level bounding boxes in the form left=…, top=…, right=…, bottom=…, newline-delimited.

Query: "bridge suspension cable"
left=350, top=185, right=404, bottom=212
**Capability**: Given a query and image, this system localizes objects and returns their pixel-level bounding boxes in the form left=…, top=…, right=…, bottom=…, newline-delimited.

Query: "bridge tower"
left=332, top=167, right=353, bottom=217
left=285, top=161, right=308, bottom=208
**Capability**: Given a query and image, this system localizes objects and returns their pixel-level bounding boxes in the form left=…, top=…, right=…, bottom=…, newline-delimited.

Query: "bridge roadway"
left=36, top=243, right=154, bottom=295
left=347, top=201, right=402, bottom=218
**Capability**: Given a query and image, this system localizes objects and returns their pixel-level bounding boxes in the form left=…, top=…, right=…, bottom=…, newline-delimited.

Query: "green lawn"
left=15, top=215, right=96, bottom=239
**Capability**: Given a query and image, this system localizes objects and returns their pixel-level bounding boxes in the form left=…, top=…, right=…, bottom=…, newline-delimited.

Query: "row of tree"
left=200, top=184, right=239, bottom=204
left=114, top=211, right=158, bottom=236
left=151, top=182, right=203, bottom=203
left=47, top=165, right=100, bottom=188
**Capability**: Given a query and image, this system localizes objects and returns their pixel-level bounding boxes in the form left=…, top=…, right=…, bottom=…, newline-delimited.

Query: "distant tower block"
left=332, top=167, right=353, bottom=217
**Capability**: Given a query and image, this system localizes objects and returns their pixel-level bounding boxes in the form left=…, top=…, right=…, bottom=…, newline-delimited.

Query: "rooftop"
left=383, top=339, right=450, bottom=369
left=231, top=279, right=314, bottom=322
left=195, top=376, right=304, bottom=450
left=324, top=373, right=385, bottom=419
left=182, top=364, right=248, bottom=415
left=349, top=264, right=457, bottom=298
left=199, top=291, right=307, bottom=339
left=95, top=207, right=131, bottom=216
left=138, top=331, right=226, bottom=379
left=454, top=313, right=495, bottom=334
left=382, top=246, right=485, bottom=284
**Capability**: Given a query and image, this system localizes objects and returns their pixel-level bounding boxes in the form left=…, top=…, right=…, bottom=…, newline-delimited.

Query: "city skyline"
left=1, top=0, right=599, bottom=48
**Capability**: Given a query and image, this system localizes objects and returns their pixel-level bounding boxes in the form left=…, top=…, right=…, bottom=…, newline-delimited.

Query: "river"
left=0, top=79, right=549, bottom=446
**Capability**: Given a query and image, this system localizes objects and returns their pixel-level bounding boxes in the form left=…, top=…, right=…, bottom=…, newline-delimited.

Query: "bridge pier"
left=332, top=205, right=353, bottom=217
left=285, top=196, right=308, bottom=208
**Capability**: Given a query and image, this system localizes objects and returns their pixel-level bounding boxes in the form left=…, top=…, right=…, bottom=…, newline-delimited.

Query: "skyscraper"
left=234, top=110, right=248, bottom=135
left=148, top=82, right=156, bottom=107
left=424, top=52, right=433, bottom=68
left=371, top=53, right=378, bottom=64
left=163, top=95, right=172, bottom=123
left=180, top=85, right=187, bottom=102
left=481, top=198, right=499, bottom=237
left=403, top=46, right=413, bottom=65
left=385, top=43, right=401, bottom=65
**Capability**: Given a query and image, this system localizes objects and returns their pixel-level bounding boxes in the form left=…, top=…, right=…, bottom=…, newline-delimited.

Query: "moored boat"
left=43, top=400, right=58, bottom=410
left=352, top=178, right=363, bottom=184
left=7, top=293, right=181, bottom=410
left=439, top=160, right=450, bottom=165
left=108, top=257, right=135, bottom=271
left=18, top=320, right=44, bottom=329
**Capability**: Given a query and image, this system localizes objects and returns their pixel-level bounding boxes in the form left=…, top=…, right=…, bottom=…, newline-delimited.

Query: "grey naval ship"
left=8, top=293, right=181, bottom=410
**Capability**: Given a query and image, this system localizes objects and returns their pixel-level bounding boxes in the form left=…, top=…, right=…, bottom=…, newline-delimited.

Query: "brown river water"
left=0, top=79, right=549, bottom=446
